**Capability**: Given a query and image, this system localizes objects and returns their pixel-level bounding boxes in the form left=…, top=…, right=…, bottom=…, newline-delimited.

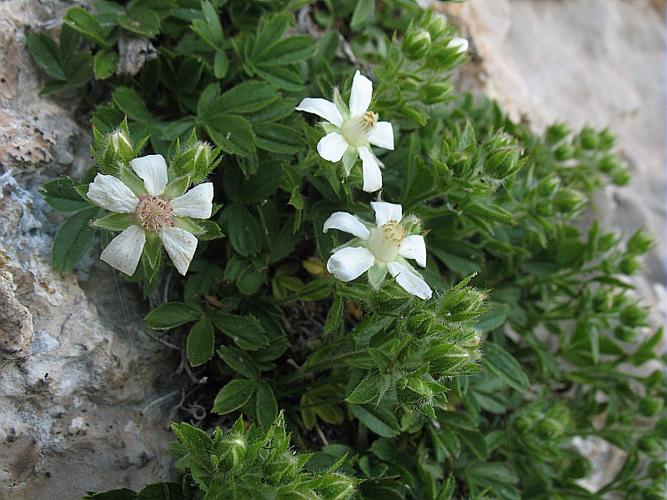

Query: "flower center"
left=340, top=111, right=378, bottom=147
left=136, top=195, right=174, bottom=232
left=367, top=221, right=407, bottom=263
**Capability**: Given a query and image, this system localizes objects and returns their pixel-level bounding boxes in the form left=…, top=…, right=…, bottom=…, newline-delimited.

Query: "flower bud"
left=637, top=435, right=662, bottom=455
left=598, top=154, right=621, bottom=173
left=638, top=397, right=664, bottom=417
left=579, top=127, right=598, bottom=150
left=224, top=435, right=247, bottom=470
left=426, top=15, right=448, bottom=39
left=598, top=233, right=618, bottom=252
left=513, top=415, right=532, bottom=433
left=535, top=200, right=553, bottom=216
left=537, top=175, right=560, bottom=197
left=553, top=188, right=585, bottom=214
left=303, top=257, right=325, bottom=276
left=592, top=291, right=613, bottom=312
left=618, top=257, right=640, bottom=275
left=485, top=146, right=521, bottom=179
left=614, top=325, right=636, bottom=342
left=554, top=144, right=575, bottom=161
left=598, top=128, right=616, bottom=150
left=418, top=81, right=451, bottom=104
left=403, top=28, right=432, bottom=60
left=447, top=37, right=469, bottom=54
left=610, top=168, right=631, bottom=186
left=107, top=129, right=135, bottom=162
left=535, top=418, right=563, bottom=439
left=627, top=230, right=653, bottom=254
left=172, top=141, right=215, bottom=182
left=545, top=123, right=569, bottom=144
left=619, top=304, right=646, bottom=327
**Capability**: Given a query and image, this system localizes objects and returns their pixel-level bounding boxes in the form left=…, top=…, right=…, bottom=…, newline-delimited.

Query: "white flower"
left=323, top=201, right=432, bottom=299
left=87, top=154, right=213, bottom=276
left=448, top=37, right=469, bottom=53
left=296, top=70, right=394, bottom=193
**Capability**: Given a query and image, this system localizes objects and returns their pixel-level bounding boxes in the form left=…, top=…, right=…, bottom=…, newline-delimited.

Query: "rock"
left=0, top=2, right=179, bottom=498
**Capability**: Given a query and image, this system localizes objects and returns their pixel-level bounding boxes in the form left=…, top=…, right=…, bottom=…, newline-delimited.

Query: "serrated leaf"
left=145, top=302, right=201, bottom=330
left=348, top=404, right=399, bottom=438
left=219, top=204, right=263, bottom=256
left=255, top=381, right=278, bottom=427
left=93, top=49, right=119, bottom=80
left=26, top=32, right=66, bottom=80
left=211, top=313, right=269, bottom=350
left=482, top=343, right=530, bottom=392
left=255, top=36, right=315, bottom=66
left=346, top=373, right=380, bottom=404
left=218, top=345, right=259, bottom=379
left=254, top=123, right=303, bottom=154
left=51, top=206, right=97, bottom=272
left=216, top=81, right=279, bottom=114
left=41, top=177, right=89, bottom=212
left=187, top=317, right=215, bottom=366
left=64, top=7, right=110, bottom=47
left=212, top=379, right=255, bottom=414
left=205, top=114, right=255, bottom=157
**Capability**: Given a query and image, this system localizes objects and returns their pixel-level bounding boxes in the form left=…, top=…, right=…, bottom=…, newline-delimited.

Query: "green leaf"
left=41, top=177, right=89, bottom=212
left=255, top=66, right=304, bottom=91
left=474, top=303, right=509, bottom=333
left=323, top=294, right=343, bottom=335
left=171, top=422, right=212, bottom=468
left=93, top=49, right=119, bottom=80
left=254, top=123, right=303, bottom=154
left=187, top=318, right=215, bottom=366
left=458, top=430, right=489, bottom=460
left=254, top=36, right=315, bottom=66
left=145, top=303, right=201, bottom=330
left=213, top=50, right=228, bottom=78
left=482, top=343, right=530, bottom=392
left=348, top=404, right=399, bottom=438
left=351, top=0, right=375, bottom=30
left=211, top=313, right=269, bottom=350
left=93, top=213, right=135, bottom=231
left=118, top=6, right=161, bottom=38
left=216, top=81, right=279, bottom=114
left=252, top=14, right=290, bottom=60
left=219, top=204, right=263, bottom=256
left=63, top=7, right=110, bottom=47
left=212, top=379, right=255, bottom=414
left=26, top=32, right=66, bottom=80
left=218, top=346, right=259, bottom=379
left=205, top=114, right=255, bottom=157
left=51, top=206, right=97, bottom=272
left=112, top=87, right=154, bottom=123
left=255, top=381, right=278, bottom=427
left=346, top=373, right=380, bottom=404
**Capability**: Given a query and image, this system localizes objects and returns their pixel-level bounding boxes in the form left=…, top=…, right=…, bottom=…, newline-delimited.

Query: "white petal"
left=130, top=154, right=168, bottom=196
left=448, top=37, right=469, bottom=53
left=317, top=132, right=349, bottom=162
left=368, top=122, right=394, bottom=150
left=295, top=98, right=344, bottom=127
left=349, top=70, right=373, bottom=117
left=358, top=147, right=383, bottom=193
left=399, top=235, right=427, bottom=267
left=387, top=261, right=432, bottom=299
left=160, top=227, right=197, bottom=276
left=87, top=174, right=139, bottom=213
left=100, top=225, right=145, bottom=276
left=323, top=212, right=370, bottom=240
left=170, top=182, right=213, bottom=219
left=371, top=200, right=402, bottom=227
left=327, top=247, right=375, bottom=282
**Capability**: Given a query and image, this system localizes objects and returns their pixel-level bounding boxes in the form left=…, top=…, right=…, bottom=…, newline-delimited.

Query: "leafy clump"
left=29, top=0, right=665, bottom=499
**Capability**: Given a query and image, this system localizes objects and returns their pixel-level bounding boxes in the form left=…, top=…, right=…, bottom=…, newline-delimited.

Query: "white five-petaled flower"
left=323, top=201, right=432, bottom=299
left=87, top=154, right=213, bottom=276
left=296, top=71, right=394, bottom=193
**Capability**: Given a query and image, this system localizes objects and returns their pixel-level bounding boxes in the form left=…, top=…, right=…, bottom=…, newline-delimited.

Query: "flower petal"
left=100, top=225, right=145, bottom=276
left=448, top=37, right=469, bottom=53
left=323, top=212, right=370, bottom=240
left=349, top=70, right=373, bottom=117
left=130, top=154, right=168, bottom=196
left=358, top=146, right=383, bottom=193
left=371, top=200, right=403, bottom=227
left=327, top=247, right=375, bottom=282
left=295, top=98, right=344, bottom=127
left=368, top=121, right=394, bottom=150
left=87, top=174, right=139, bottom=213
left=170, top=182, right=213, bottom=219
left=399, top=235, right=427, bottom=267
left=317, top=132, right=349, bottom=162
left=160, top=227, right=198, bottom=276
left=387, top=261, right=432, bottom=299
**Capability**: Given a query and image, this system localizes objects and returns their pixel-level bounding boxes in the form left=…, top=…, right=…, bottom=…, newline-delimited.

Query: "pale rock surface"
left=0, top=1, right=178, bottom=498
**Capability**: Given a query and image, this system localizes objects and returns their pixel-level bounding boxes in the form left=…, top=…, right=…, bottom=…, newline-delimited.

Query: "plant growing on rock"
left=30, top=0, right=664, bottom=498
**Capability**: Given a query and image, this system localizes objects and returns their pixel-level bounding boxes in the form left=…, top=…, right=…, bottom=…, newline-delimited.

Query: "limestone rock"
left=0, top=2, right=179, bottom=498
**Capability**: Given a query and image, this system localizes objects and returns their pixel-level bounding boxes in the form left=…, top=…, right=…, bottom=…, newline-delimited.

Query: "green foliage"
left=29, top=0, right=665, bottom=498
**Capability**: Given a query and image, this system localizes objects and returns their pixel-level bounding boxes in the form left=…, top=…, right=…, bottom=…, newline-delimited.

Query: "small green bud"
left=592, top=291, right=613, bottom=312
left=598, top=154, right=621, bottom=173
left=403, top=28, right=432, bottom=60
left=426, top=15, right=448, bottom=39
left=619, top=304, right=646, bottom=327
left=554, top=144, right=574, bottom=161
left=535, top=200, right=553, bottom=216
left=598, top=233, right=618, bottom=252
left=579, top=127, right=598, bottom=150
left=598, top=128, right=616, bottom=150
left=418, top=81, right=451, bottom=104
left=537, top=175, right=560, bottom=197
left=107, top=129, right=135, bottom=162
left=627, top=230, right=653, bottom=254
left=485, top=146, right=521, bottom=179
left=172, top=141, right=216, bottom=182
left=545, top=123, right=569, bottom=144
left=614, top=325, right=637, bottom=342
left=618, top=257, right=640, bottom=275
left=426, top=43, right=458, bottom=69
left=637, top=435, right=662, bottom=454
left=610, top=167, right=631, bottom=186
left=553, top=188, right=585, bottom=214
left=638, top=397, right=664, bottom=417
left=535, top=418, right=563, bottom=439
left=514, top=415, right=532, bottom=433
